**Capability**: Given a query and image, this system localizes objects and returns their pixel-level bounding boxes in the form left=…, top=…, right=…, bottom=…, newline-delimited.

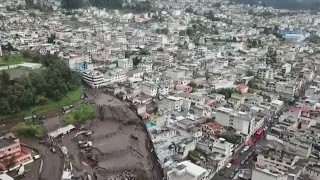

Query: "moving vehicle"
left=241, top=160, right=245, bottom=165
left=226, top=163, right=232, bottom=168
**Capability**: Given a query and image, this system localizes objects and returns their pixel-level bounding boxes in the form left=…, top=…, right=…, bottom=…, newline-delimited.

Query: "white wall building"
left=257, top=67, right=274, bottom=80
left=142, top=83, right=158, bottom=97
left=82, top=70, right=106, bottom=88
left=167, top=161, right=208, bottom=180
left=215, top=107, right=254, bottom=136
left=118, top=58, right=133, bottom=71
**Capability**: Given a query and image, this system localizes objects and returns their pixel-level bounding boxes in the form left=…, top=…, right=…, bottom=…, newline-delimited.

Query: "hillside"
left=232, top=0, right=320, bottom=10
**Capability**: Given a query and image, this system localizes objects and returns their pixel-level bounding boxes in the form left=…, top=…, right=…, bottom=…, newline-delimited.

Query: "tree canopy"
left=61, top=0, right=151, bottom=12
left=0, top=54, right=81, bottom=115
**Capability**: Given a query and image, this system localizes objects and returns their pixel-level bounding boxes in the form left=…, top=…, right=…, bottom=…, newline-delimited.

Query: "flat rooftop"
left=0, top=138, right=16, bottom=149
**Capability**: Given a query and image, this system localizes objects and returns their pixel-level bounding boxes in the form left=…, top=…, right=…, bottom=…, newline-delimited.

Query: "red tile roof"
left=206, top=122, right=223, bottom=131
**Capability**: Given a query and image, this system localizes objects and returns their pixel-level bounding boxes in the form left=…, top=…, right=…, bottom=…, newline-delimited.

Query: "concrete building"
left=258, top=67, right=274, bottom=80
left=215, top=107, right=254, bottom=136
left=167, top=161, right=208, bottom=180
left=142, top=83, right=158, bottom=97
left=0, top=134, right=33, bottom=171
left=65, top=54, right=88, bottom=72
left=82, top=70, right=106, bottom=88
left=118, top=58, right=133, bottom=71
left=281, top=63, right=292, bottom=76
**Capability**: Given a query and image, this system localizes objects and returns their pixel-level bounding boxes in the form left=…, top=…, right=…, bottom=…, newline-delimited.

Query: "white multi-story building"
left=215, top=107, right=254, bottom=136
left=167, top=161, right=209, bottom=180
left=257, top=67, right=274, bottom=79
left=142, top=83, right=158, bottom=97
left=252, top=167, right=288, bottom=180
left=82, top=70, right=106, bottom=88
left=139, top=62, right=153, bottom=73
left=281, top=63, right=291, bottom=76
left=158, top=85, right=170, bottom=95
left=118, top=58, right=133, bottom=71
left=275, top=82, right=297, bottom=98
left=104, top=73, right=127, bottom=84
left=176, top=93, right=205, bottom=106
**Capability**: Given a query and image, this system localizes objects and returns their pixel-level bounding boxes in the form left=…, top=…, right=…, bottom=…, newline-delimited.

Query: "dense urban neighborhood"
left=1, top=0, right=320, bottom=180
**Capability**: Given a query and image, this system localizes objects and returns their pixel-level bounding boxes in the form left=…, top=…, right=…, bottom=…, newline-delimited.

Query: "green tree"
left=0, top=70, right=10, bottom=85
left=61, top=0, right=85, bottom=9
left=245, top=70, right=255, bottom=76
left=216, top=88, right=236, bottom=99
left=11, top=122, right=43, bottom=137
left=188, top=82, right=197, bottom=88
left=133, top=57, right=142, bottom=67
left=17, top=4, right=24, bottom=10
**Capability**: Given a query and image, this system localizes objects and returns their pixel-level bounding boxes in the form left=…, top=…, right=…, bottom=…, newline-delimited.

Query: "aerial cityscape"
left=0, top=0, right=320, bottom=180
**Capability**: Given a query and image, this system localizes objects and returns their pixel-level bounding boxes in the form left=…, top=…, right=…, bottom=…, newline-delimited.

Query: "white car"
left=226, top=163, right=232, bottom=168
left=243, top=146, right=250, bottom=152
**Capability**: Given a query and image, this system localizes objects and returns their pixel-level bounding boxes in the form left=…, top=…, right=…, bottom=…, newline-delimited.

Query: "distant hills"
left=232, top=0, right=320, bottom=10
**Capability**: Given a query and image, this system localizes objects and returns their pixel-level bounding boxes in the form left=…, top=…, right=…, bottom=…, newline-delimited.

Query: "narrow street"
left=212, top=126, right=272, bottom=180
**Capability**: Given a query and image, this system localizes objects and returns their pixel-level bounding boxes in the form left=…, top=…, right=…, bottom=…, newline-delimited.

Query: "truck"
left=62, top=105, right=74, bottom=114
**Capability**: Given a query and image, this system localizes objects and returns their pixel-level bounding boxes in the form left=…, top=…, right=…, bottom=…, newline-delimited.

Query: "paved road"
left=211, top=125, right=273, bottom=180
left=20, top=138, right=64, bottom=180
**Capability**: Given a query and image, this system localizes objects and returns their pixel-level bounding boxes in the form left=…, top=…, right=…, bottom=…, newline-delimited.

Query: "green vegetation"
left=0, top=54, right=82, bottom=117
left=62, top=0, right=152, bottom=12
left=245, top=70, right=255, bottom=77
left=0, top=89, right=81, bottom=121
left=218, top=132, right=241, bottom=144
left=11, top=122, right=43, bottom=137
left=307, top=35, right=320, bottom=44
left=189, top=148, right=207, bottom=160
left=266, top=48, right=277, bottom=65
left=246, top=39, right=262, bottom=48
left=263, top=26, right=284, bottom=40
left=156, top=28, right=169, bottom=35
left=0, top=55, right=32, bottom=65
left=65, top=104, right=96, bottom=125
left=133, top=57, right=142, bottom=67
left=204, top=10, right=232, bottom=24
left=256, top=11, right=274, bottom=18
left=212, top=88, right=236, bottom=99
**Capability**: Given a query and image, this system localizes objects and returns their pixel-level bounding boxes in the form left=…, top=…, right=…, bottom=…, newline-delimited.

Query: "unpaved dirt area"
left=93, top=93, right=124, bottom=106
left=57, top=93, right=163, bottom=179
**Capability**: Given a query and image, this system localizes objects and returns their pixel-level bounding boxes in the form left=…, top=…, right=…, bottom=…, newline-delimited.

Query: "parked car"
left=248, top=152, right=253, bottom=157
left=235, top=167, right=240, bottom=172
left=219, top=170, right=226, bottom=176
left=50, top=147, right=56, bottom=153
left=38, top=116, right=46, bottom=120
left=226, top=163, right=232, bottom=168
left=243, top=146, right=250, bottom=152
left=229, top=172, right=235, bottom=178
left=231, top=157, right=237, bottom=164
